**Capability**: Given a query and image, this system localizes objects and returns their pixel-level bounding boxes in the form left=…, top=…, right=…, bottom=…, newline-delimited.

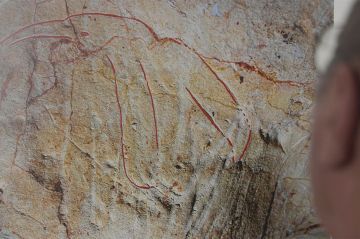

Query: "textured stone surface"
left=0, top=0, right=333, bottom=238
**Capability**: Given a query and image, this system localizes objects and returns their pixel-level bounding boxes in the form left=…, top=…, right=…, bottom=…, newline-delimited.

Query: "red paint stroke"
left=0, top=13, right=241, bottom=105
left=83, top=35, right=119, bottom=55
left=232, top=155, right=235, bottom=163
left=27, top=59, right=58, bottom=106
left=0, top=77, right=12, bottom=112
left=185, top=87, right=233, bottom=147
left=0, top=11, right=309, bottom=168
left=80, top=31, right=90, bottom=37
left=238, top=130, right=252, bottom=162
left=138, top=60, right=159, bottom=149
left=27, top=79, right=57, bottom=105
left=236, top=62, right=302, bottom=87
left=106, top=55, right=153, bottom=190
left=204, top=56, right=306, bottom=87
left=0, top=13, right=158, bottom=45
left=53, top=35, right=120, bottom=65
left=62, top=36, right=121, bottom=63
left=8, top=34, right=74, bottom=46
left=0, top=11, right=303, bottom=90
left=195, top=53, right=238, bottom=105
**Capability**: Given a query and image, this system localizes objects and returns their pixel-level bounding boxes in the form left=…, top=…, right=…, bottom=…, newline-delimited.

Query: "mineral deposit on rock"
left=0, top=0, right=333, bottom=238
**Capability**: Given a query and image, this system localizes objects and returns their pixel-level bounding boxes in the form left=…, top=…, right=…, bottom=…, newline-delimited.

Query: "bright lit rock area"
left=0, top=0, right=333, bottom=238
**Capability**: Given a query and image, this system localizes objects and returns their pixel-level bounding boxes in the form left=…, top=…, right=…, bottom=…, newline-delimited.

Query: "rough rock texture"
left=0, top=0, right=333, bottom=238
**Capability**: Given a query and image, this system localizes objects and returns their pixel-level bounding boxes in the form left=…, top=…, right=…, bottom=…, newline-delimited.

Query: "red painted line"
left=77, top=35, right=119, bottom=58
left=185, top=87, right=233, bottom=147
left=195, top=53, right=238, bottom=105
left=106, top=55, right=153, bottom=190
left=238, top=130, right=252, bottom=162
left=80, top=31, right=90, bottom=37
left=204, top=56, right=306, bottom=87
left=8, top=34, right=74, bottom=46
left=0, top=12, right=242, bottom=103
left=0, top=77, right=12, bottom=112
left=0, top=19, right=63, bottom=44
left=138, top=61, right=159, bottom=149
left=0, top=12, right=303, bottom=88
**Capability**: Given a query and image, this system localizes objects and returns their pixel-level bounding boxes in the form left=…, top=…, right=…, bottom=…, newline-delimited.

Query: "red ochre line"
left=51, top=35, right=120, bottom=65
left=238, top=130, right=252, bottom=162
left=204, top=56, right=306, bottom=87
left=0, top=76, right=12, bottom=112
left=138, top=60, right=159, bottom=149
left=0, top=12, right=159, bottom=45
left=80, top=31, right=90, bottom=37
left=75, top=35, right=119, bottom=58
left=0, top=12, right=305, bottom=89
left=9, top=34, right=74, bottom=46
left=106, top=55, right=153, bottom=190
left=0, top=12, right=303, bottom=166
left=195, top=53, right=238, bottom=105
left=185, top=87, right=233, bottom=147
left=0, top=12, right=240, bottom=105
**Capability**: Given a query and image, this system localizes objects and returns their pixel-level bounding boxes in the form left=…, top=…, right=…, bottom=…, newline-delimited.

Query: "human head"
left=311, top=1, right=360, bottom=237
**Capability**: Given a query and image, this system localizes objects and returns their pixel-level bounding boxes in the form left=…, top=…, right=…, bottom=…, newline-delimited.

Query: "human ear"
left=312, top=63, right=360, bottom=168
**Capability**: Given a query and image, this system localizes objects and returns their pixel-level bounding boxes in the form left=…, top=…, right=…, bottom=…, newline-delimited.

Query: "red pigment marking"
left=8, top=34, right=74, bottom=46
left=86, top=35, right=119, bottom=54
left=106, top=55, right=153, bottom=190
left=231, top=155, right=236, bottom=163
left=0, top=13, right=243, bottom=104
left=0, top=11, right=304, bottom=167
left=73, top=35, right=120, bottom=60
left=236, top=62, right=302, bottom=87
left=0, top=12, right=301, bottom=88
left=238, top=130, right=252, bottom=162
left=80, top=31, right=90, bottom=37
left=185, top=87, right=233, bottom=147
left=28, top=81, right=57, bottom=105
left=195, top=53, right=238, bottom=105
left=27, top=60, right=58, bottom=105
left=53, top=35, right=120, bottom=65
left=25, top=61, right=36, bottom=107
left=149, top=38, right=239, bottom=105
left=138, top=60, right=159, bottom=149
left=0, top=77, right=12, bottom=112
left=204, top=56, right=306, bottom=87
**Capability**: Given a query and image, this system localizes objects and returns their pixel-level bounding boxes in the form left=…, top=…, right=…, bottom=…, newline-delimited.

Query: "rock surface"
left=0, top=0, right=333, bottom=238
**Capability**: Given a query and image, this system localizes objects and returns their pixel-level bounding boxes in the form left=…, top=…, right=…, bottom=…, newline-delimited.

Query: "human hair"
left=334, top=1, right=360, bottom=67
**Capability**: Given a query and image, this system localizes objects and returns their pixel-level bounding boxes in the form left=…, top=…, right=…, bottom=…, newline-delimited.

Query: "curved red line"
left=106, top=55, right=153, bottom=190
left=238, top=130, right=252, bottom=162
left=0, top=12, right=240, bottom=104
left=139, top=61, right=159, bottom=149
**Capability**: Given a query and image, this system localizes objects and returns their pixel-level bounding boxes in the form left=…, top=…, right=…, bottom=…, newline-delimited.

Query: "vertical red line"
left=0, top=77, right=12, bottom=112
left=238, top=130, right=252, bottom=162
left=138, top=61, right=159, bottom=149
left=185, top=87, right=233, bottom=147
left=106, top=55, right=153, bottom=190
